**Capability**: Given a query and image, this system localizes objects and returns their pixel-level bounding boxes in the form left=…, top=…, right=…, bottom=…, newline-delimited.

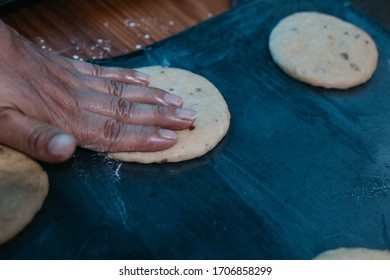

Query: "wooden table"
left=1, top=0, right=230, bottom=60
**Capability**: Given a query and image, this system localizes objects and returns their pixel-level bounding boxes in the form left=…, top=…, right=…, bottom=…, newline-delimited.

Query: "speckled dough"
left=108, top=66, right=230, bottom=163
left=0, top=145, right=49, bottom=245
left=314, top=247, right=390, bottom=260
left=269, top=12, right=378, bottom=89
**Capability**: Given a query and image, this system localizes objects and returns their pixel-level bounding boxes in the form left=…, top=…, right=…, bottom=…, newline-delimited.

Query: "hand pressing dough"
left=0, top=145, right=49, bottom=245
left=108, top=66, right=231, bottom=163
left=314, top=247, right=390, bottom=260
left=269, top=12, right=378, bottom=89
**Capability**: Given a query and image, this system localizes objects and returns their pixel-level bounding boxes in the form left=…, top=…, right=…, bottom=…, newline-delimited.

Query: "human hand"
left=0, top=20, right=197, bottom=162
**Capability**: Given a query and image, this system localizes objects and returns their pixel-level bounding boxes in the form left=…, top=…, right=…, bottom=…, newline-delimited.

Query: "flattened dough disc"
left=108, top=66, right=231, bottom=163
left=269, top=12, right=378, bottom=89
left=0, top=145, right=49, bottom=244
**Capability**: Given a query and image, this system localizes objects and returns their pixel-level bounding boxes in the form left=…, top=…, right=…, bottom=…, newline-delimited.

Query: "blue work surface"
left=1, top=0, right=390, bottom=259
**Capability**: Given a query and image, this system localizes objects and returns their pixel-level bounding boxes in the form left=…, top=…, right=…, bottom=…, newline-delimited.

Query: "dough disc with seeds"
left=314, top=247, right=390, bottom=260
left=108, top=66, right=230, bottom=163
left=0, top=145, right=49, bottom=244
left=269, top=12, right=378, bottom=89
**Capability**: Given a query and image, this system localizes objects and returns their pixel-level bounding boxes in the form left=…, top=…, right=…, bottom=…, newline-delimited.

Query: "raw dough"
left=314, top=247, right=390, bottom=260
left=0, top=145, right=49, bottom=244
left=269, top=12, right=378, bottom=89
left=108, top=66, right=230, bottom=163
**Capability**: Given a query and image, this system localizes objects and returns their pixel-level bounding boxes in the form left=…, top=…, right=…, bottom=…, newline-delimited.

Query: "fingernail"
left=176, top=108, right=198, bottom=122
left=164, top=94, right=183, bottom=106
left=134, top=71, right=149, bottom=82
left=159, top=129, right=179, bottom=140
left=48, top=134, right=75, bottom=156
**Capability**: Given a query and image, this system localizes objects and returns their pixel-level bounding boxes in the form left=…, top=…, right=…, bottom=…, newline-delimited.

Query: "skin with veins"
left=0, top=19, right=197, bottom=163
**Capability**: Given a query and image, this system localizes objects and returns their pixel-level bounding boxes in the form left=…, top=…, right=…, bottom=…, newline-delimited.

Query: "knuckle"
left=112, top=98, right=134, bottom=120
left=91, top=63, right=103, bottom=77
left=108, top=80, right=124, bottom=97
left=27, top=124, right=49, bottom=153
left=103, top=119, right=125, bottom=141
left=155, top=105, right=168, bottom=119
left=157, top=105, right=165, bottom=115
left=131, top=126, right=153, bottom=150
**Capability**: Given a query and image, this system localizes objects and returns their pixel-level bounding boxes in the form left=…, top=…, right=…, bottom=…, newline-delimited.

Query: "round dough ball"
left=269, top=12, right=378, bottom=89
left=0, top=145, right=49, bottom=244
left=108, top=66, right=231, bottom=163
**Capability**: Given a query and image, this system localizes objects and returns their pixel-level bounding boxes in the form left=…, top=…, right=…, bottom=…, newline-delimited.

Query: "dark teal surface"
left=1, top=0, right=390, bottom=259
left=233, top=0, right=390, bottom=31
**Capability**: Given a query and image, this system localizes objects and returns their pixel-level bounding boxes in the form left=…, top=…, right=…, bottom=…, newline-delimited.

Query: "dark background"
left=232, top=0, right=390, bottom=31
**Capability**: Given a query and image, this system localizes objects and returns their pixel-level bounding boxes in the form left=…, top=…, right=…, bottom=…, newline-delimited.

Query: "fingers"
left=70, top=59, right=150, bottom=86
left=0, top=106, right=190, bottom=162
left=71, top=59, right=184, bottom=107
left=82, top=76, right=183, bottom=107
left=0, top=109, right=77, bottom=163
left=78, top=93, right=197, bottom=130
left=75, top=111, right=180, bottom=152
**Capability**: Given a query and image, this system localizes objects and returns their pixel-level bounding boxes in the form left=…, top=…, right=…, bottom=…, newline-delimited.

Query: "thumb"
left=0, top=109, right=77, bottom=162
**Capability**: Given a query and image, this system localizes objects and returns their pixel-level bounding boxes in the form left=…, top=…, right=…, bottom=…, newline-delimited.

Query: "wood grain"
left=1, top=0, right=230, bottom=60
